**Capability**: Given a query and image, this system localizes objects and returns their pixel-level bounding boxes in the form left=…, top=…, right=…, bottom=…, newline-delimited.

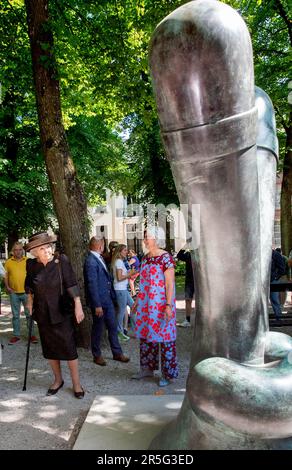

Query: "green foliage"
left=49, top=0, right=180, bottom=124
left=67, top=115, right=134, bottom=204
left=0, top=1, right=54, bottom=244
left=1, top=0, right=291, bottom=246
left=0, top=110, right=55, bottom=244
left=124, top=114, right=178, bottom=205
left=224, top=0, right=291, bottom=164
left=175, top=274, right=185, bottom=296
left=175, top=260, right=186, bottom=276
left=49, top=0, right=181, bottom=205
left=0, top=0, right=184, bottom=245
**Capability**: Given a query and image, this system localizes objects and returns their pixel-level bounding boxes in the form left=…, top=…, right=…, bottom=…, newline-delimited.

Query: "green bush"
left=175, top=260, right=186, bottom=276
left=175, top=275, right=185, bottom=295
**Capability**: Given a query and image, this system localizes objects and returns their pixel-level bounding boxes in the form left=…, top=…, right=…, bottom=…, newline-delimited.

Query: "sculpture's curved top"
left=150, top=0, right=254, bottom=131
left=149, top=0, right=292, bottom=450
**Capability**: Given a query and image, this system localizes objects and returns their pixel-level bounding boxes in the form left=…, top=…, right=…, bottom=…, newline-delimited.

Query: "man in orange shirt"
left=4, top=242, right=38, bottom=345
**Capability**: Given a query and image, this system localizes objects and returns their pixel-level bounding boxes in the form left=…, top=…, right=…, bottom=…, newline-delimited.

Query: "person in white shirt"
left=111, top=245, right=135, bottom=342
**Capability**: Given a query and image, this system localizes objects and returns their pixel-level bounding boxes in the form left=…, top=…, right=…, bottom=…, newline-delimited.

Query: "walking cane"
left=22, top=314, right=33, bottom=391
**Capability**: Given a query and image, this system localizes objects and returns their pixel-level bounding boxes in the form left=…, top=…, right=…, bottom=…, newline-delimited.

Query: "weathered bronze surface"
left=149, top=0, right=292, bottom=449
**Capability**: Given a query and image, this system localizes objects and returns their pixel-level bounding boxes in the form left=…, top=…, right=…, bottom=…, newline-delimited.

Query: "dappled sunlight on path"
left=0, top=298, right=192, bottom=449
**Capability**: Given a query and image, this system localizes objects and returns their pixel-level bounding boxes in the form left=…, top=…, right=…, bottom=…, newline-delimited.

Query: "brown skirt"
left=38, top=316, right=78, bottom=361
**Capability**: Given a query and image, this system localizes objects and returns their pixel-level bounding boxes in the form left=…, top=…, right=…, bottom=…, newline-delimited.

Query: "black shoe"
left=74, top=387, right=85, bottom=399
left=46, top=380, right=64, bottom=396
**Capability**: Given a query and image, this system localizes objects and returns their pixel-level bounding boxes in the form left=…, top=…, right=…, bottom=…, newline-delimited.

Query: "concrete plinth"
left=73, top=395, right=184, bottom=450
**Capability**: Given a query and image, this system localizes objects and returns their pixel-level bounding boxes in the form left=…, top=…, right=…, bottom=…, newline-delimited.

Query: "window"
left=126, top=224, right=143, bottom=254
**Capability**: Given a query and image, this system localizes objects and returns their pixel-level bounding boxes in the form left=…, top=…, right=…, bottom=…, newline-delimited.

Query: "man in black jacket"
left=270, top=248, right=286, bottom=323
left=177, top=247, right=195, bottom=327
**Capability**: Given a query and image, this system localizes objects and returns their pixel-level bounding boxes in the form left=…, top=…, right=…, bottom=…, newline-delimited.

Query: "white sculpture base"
left=73, top=394, right=184, bottom=450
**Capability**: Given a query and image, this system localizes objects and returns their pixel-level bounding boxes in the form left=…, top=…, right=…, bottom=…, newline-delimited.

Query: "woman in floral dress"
left=132, top=226, right=178, bottom=386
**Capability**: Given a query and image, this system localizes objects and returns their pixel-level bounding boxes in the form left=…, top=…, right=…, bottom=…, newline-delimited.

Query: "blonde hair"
left=111, top=244, right=127, bottom=272
left=12, top=242, right=23, bottom=251
left=11, top=242, right=24, bottom=257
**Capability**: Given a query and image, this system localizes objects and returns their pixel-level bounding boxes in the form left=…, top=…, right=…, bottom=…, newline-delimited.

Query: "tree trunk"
left=8, top=231, right=20, bottom=253
left=25, top=0, right=91, bottom=347
left=2, top=89, right=20, bottom=251
left=280, top=117, right=292, bottom=256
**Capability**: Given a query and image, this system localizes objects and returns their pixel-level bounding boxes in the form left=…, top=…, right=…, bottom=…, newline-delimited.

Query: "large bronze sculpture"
left=149, top=0, right=292, bottom=449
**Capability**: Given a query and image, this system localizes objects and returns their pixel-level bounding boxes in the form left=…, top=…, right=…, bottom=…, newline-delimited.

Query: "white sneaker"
left=118, top=332, right=130, bottom=342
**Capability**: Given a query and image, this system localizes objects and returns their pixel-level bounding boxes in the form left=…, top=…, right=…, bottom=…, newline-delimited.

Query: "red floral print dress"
left=134, top=253, right=176, bottom=343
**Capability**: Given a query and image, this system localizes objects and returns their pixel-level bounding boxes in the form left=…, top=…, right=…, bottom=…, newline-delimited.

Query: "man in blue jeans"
left=4, top=242, right=38, bottom=344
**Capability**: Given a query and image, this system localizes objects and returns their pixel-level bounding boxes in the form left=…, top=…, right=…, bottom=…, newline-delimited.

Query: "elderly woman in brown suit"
left=25, top=232, right=85, bottom=398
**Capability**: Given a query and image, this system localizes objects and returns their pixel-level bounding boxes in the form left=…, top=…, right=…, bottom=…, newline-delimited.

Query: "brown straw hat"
left=25, top=232, right=57, bottom=252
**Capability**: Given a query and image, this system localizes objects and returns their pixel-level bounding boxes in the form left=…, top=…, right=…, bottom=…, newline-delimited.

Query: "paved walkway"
left=1, top=295, right=292, bottom=450
left=0, top=296, right=192, bottom=450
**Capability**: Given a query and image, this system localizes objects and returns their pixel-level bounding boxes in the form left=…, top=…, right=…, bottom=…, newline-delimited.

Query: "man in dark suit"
left=84, top=237, right=129, bottom=366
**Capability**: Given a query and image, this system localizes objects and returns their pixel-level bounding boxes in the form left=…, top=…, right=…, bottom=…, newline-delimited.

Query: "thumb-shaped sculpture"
left=149, top=0, right=292, bottom=449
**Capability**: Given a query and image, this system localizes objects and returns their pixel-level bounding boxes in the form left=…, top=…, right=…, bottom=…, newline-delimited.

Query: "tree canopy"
left=0, top=1, right=53, bottom=245
left=0, top=0, right=291, bottom=250
left=230, top=0, right=291, bottom=254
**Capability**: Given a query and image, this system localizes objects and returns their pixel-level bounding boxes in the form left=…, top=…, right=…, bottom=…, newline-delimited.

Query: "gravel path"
left=1, top=297, right=292, bottom=450
left=0, top=297, right=192, bottom=450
